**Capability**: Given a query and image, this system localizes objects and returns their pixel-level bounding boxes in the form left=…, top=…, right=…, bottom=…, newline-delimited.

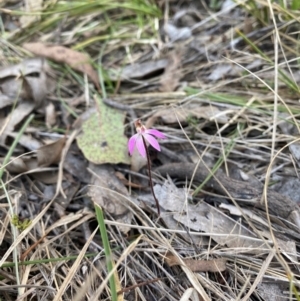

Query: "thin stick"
left=142, top=136, right=160, bottom=215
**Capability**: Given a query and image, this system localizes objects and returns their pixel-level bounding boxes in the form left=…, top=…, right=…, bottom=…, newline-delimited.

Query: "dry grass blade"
left=240, top=248, right=276, bottom=301
left=90, top=235, right=143, bottom=301
left=0, top=196, right=56, bottom=268
left=53, top=227, right=98, bottom=301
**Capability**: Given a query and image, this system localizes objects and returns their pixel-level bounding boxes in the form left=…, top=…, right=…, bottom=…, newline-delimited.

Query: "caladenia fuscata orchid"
left=128, top=120, right=166, bottom=215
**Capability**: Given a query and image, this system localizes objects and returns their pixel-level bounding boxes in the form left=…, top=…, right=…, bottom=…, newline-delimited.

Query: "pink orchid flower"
left=128, top=120, right=166, bottom=157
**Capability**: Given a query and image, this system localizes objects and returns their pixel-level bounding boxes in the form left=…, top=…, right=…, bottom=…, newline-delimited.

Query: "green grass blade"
left=95, top=205, right=117, bottom=301
left=235, top=28, right=299, bottom=93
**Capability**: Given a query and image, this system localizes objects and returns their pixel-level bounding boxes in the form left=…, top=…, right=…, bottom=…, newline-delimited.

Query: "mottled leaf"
left=77, top=98, right=130, bottom=165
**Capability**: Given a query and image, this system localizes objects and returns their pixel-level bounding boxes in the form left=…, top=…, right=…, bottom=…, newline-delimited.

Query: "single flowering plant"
left=128, top=120, right=166, bottom=157
left=127, top=119, right=165, bottom=215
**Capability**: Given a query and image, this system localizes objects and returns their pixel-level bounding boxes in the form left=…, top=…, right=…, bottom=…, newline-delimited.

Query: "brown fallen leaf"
left=165, top=252, right=227, bottom=272
left=23, top=43, right=100, bottom=90
left=3, top=157, right=29, bottom=174
left=6, top=136, right=66, bottom=176
left=37, top=137, right=67, bottom=167
left=3, top=156, right=60, bottom=184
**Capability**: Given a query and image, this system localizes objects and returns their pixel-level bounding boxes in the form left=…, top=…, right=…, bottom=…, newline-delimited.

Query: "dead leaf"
left=0, top=95, right=17, bottom=109
left=20, top=72, right=48, bottom=108
left=8, top=132, right=42, bottom=151
left=4, top=155, right=60, bottom=184
left=141, top=179, right=265, bottom=249
left=0, top=58, right=52, bottom=144
left=219, top=203, right=269, bottom=227
left=3, top=157, right=29, bottom=174
left=152, top=203, right=209, bottom=245
left=0, top=57, right=47, bottom=79
left=5, top=137, right=65, bottom=182
left=159, top=51, right=182, bottom=92
left=0, top=58, right=51, bottom=107
left=165, top=253, right=227, bottom=272
left=4, top=156, right=39, bottom=174
left=23, top=43, right=100, bottom=90
left=174, top=202, right=263, bottom=249
left=37, top=137, right=67, bottom=167
left=0, top=101, right=35, bottom=145
left=88, top=163, right=133, bottom=234
left=152, top=104, right=229, bottom=124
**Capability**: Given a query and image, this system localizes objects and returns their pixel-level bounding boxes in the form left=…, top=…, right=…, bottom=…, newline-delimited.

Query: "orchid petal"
left=128, top=134, right=138, bottom=155
left=136, top=135, right=146, bottom=157
left=144, top=133, right=161, bottom=151
left=146, top=129, right=166, bottom=139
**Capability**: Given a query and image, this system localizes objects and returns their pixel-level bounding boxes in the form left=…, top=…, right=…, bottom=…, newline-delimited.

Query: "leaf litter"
left=23, top=43, right=100, bottom=91
left=1, top=1, right=300, bottom=301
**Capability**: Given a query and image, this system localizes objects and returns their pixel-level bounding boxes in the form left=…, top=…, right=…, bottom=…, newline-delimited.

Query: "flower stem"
left=142, top=136, right=160, bottom=216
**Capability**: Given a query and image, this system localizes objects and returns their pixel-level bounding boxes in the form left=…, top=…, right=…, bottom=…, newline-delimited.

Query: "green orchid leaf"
left=77, top=98, right=130, bottom=165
